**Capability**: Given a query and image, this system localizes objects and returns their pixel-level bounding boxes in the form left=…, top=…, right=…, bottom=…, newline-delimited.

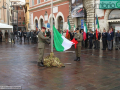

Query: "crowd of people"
left=0, top=29, right=51, bottom=44
left=1, top=27, right=120, bottom=51
left=65, top=27, right=120, bottom=51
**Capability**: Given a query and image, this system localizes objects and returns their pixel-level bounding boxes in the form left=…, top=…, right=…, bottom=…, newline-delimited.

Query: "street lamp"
left=2, top=2, right=9, bottom=25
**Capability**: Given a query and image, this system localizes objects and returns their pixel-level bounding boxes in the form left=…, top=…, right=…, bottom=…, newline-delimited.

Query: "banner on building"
left=81, top=19, right=84, bottom=29
left=47, top=23, right=50, bottom=28
left=99, top=0, right=120, bottom=9
left=71, top=0, right=84, bottom=17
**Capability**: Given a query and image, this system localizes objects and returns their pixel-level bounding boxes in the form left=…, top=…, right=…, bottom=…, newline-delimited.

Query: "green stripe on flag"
left=53, top=25, right=64, bottom=52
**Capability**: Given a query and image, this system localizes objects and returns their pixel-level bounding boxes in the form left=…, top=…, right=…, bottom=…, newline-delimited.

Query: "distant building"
left=10, top=0, right=25, bottom=32
left=29, top=0, right=70, bottom=32
left=25, top=0, right=29, bottom=31
left=0, top=0, right=10, bottom=24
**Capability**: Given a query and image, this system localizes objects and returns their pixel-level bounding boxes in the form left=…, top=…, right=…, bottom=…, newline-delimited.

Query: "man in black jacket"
left=19, top=30, right=23, bottom=42
left=102, top=29, right=107, bottom=50
left=94, top=31, right=101, bottom=49
left=0, top=30, right=3, bottom=42
left=23, top=31, right=27, bottom=42
left=88, top=30, right=93, bottom=49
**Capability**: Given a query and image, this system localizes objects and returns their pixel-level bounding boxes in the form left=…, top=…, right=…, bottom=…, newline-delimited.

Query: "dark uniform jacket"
left=94, top=33, right=101, bottom=40
left=102, top=32, right=107, bottom=40
left=107, top=32, right=113, bottom=41
left=88, top=33, right=93, bottom=41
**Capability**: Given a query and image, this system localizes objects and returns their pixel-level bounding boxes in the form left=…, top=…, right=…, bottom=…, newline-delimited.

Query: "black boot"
left=74, top=57, right=78, bottom=61
left=77, top=57, right=80, bottom=61
left=37, top=62, right=44, bottom=67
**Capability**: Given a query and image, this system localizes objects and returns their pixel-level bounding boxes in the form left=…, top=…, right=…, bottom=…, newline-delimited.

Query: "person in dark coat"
left=88, top=30, right=93, bottom=49
left=33, top=31, right=37, bottom=43
left=19, top=30, right=23, bottom=42
left=23, top=31, right=27, bottom=42
left=0, top=30, right=3, bottom=42
left=26, top=31, right=30, bottom=43
left=31, top=30, right=34, bottom=43
left=46, top=29, right=50, bottom=37
left=70, top=31, right=74, bottom=40
left=115, top=30, right=120, bottom=48
left=94, top=31, right=101, bottom=49
left=102, top=29, right=107, bottom=50
left=10, top=31, right=15, bottom=44
left=107, top=29, right=113, bottom=50
left=85, top=32, right=88, bottom=48
left=5, top=30, right=9, bottom=43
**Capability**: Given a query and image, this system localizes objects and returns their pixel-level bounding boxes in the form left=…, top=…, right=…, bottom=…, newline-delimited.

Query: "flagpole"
left=94, top=0, right=96, bottom=32
left=51, top=0, right=53, bottom=53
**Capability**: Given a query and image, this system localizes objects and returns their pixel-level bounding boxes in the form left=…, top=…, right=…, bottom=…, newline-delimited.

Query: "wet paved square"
left=0, top=42, right=120, bottom=90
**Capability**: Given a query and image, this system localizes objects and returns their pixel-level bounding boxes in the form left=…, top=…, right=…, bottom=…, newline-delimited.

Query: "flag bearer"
left=74, top=28, right=83, bottom=61
left=37, top=27, right=50, bottom=67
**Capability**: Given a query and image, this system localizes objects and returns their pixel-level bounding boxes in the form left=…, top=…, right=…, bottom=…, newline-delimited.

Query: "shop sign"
left=47, top=23, right=50, bottom=28
left=99, top=0, right=120, bottom=9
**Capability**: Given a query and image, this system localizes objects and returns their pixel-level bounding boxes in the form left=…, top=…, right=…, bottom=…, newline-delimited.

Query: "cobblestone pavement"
left=0, top=41, right=120, bottom=90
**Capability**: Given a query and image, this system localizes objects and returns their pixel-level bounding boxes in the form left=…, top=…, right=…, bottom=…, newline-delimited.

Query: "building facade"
left=29, top=0, right=70, bottom=31
left=10, top=1, right=25, bottom=32
left=0, top=0, right=10, bottom=24
left=25, top=0, right=29, bottom=31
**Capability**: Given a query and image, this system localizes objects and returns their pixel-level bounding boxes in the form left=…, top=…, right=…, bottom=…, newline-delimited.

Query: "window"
left=19, top=17, right=21, bottom=19
left=32, top=0, right=34, bottom=6
left=38, top=0, right=40, bottom=3
left=0, top=9, right=1, bottom=19
left=19, top=22, right=21, bottom=25
left=109, top=10, right=120, bottom=20
left=19, top=11, right=21, bottom=15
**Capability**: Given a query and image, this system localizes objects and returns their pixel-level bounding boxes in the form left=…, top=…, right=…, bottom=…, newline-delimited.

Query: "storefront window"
left=109, top=10, right=120, bottom=20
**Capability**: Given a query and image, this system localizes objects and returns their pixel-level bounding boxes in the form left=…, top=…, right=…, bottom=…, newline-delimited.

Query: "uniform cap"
left=75, top=28, right=79, bottom=31
left=42, top=27, right=46, bottom=30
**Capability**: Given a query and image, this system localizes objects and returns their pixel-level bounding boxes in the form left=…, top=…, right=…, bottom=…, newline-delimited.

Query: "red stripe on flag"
left=66, top=30, right=69, bottom=38
left=83, top=32, right=86, bottom=41
left=96, top=29, right=98, bottom=40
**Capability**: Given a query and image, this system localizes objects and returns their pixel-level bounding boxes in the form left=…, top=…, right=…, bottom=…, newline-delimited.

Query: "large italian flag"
left=53, top=25, right=73, bottom=52
left=83, top=22, right=88, bottom=41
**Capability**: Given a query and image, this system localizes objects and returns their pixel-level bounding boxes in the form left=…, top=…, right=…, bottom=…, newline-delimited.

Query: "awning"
left=0, top=23, right=13, bottom=30
left=107, top=19, right=120, bottom=23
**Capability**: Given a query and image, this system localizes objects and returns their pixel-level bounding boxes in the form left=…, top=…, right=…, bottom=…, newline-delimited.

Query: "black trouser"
left=0, top=36, right=2, bottom=42
left=102, top=40, right=107, bottom=49
left=20, top=37, right=22, bottom=42
left=89, top=40, right=93, bottom=49
left=24, top=36, right=26, bottom=42
left=82, top=40, right=84, bottom=47
left=95, top=40, right=100, bottom=49
left=11, top=39, right=15, bottom=44
left=85, top=40, right=88, bottom=48
left=31, top=37, right=34, bottom=43
left=27, top=37, right=30, bottom=43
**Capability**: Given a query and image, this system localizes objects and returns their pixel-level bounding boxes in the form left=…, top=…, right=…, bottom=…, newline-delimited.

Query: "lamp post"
left=2, top=2, right=9, bottom=25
